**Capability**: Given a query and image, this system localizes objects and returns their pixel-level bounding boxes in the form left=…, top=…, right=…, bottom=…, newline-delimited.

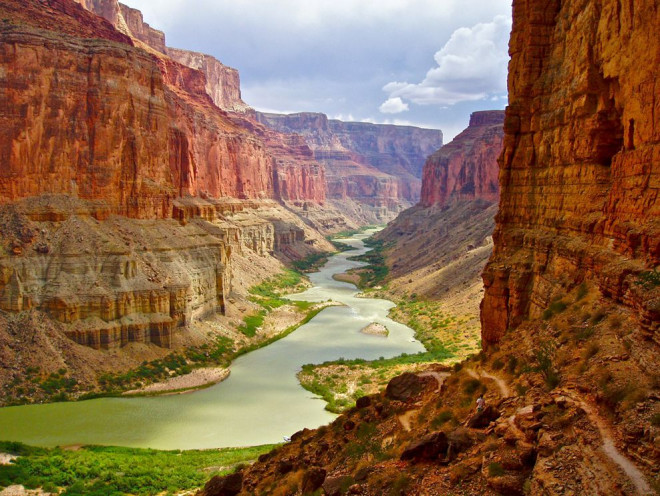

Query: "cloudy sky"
left=128, top=0, right=512, bottom=141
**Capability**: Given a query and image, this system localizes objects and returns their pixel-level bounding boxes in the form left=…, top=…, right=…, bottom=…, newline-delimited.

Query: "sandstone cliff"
left=480, top=0, right=660, bottom=346
left=421, top=110, right=503, bottom=208
left=0, top=0, right=331, bottom=361
left=255, top=112, right=443, bottom=223
left=166, top=48, right=249, bottom=113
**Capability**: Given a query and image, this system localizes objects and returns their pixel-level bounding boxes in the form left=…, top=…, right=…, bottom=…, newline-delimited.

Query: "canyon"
left=375, top=110, right=504, bottom=313
left=200, top=0, right=659, bottom=494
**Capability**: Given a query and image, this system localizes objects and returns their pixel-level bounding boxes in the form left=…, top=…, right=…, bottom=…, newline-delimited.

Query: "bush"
left=488, top=462, right=505, bottom=477
left=431, top=410, right=454, bottom=428
left=463, top=378, right=482, bottom=395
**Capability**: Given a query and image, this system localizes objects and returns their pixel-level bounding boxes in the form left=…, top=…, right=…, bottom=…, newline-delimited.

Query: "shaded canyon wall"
left=481, top=0, right=660, bottom=346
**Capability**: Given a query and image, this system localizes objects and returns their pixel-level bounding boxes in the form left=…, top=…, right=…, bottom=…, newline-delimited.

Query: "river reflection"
left=0, top=230, right=424, bottom=449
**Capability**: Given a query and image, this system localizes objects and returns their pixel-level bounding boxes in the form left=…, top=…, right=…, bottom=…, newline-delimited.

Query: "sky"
left=128, top=0, right=512, bottom=142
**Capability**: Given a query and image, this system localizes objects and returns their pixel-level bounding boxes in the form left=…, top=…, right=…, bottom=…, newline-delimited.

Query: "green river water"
left=0, top=231, right=424, bottom=449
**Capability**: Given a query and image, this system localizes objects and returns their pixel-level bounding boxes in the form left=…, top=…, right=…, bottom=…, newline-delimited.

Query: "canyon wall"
left=166, top=48, right=248, bottom=113
left=255, top=112, right=443, bottom=222
left=420, top=110, right=503, bottom=208
left=481, top=0, right=660, bottom=345
left=0, top=0, right=330, bottom=350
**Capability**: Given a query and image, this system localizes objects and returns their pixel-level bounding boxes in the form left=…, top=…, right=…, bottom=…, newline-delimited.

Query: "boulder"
left=201, top=471, right=243, bottom=496
left=385, top=373, right=430, bottom=402
left=302, top=466, right=327, bottom=494
left=466, top=405, right=500, bottom=428
left=400, top=431, right=448, bottom=462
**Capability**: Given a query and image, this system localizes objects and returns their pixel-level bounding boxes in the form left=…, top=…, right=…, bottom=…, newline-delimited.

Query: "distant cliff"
left=480, top=0, right=659, bottom=345
left=255, top=112, right=443, bottom=221
left=421, top=111, right=503, bottom=208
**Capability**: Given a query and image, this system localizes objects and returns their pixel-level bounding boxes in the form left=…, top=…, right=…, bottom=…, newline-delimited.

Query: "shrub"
left=488, top=462, right=505, bottom=477
left=651, top=413, right=660, bottom=427
left=463, top=378, right=482, bottom=395
left=492, top=358, right=504, bottom=370
left=431, top=410, right=454, bottom=428
left=576, top=282, right=588, bottom=301
left=507, top=356, right=518, bottom=375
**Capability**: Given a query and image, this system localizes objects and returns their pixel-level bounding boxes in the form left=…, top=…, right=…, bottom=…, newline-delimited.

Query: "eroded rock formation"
left=481, top=0, right=660, bottom=345
left=421, top=111, right=504, bottom=208
left=0, top=0, right=331, bottom=351
left=374, top=111, right=503, bottom=307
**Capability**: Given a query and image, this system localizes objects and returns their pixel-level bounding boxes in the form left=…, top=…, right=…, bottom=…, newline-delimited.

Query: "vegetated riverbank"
left=297, top=237, right=482, bottom=413
left=3, top=258, right=340, bottom=406
left=0, top=441, right=275, bottom=496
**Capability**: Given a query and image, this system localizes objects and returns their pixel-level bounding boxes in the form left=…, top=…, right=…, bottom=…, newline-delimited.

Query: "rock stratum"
left=421, top=110, right=503, bottom=208
left=480, top=0, right=660, bottom=346
left=255, top=112, right=443, bottom=223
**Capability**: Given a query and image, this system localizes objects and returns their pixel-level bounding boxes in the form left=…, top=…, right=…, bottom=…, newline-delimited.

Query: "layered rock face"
left=421, top=111, right=504, bottom=208
left=481, top=0, right=660, bottom=345
left=0, top=0, right=329, bottom=349
left=374, top=112, right=502, bottom=313
left=255, top=112, right=443, bottom=222
left=167, top=48, right=248, bottom=113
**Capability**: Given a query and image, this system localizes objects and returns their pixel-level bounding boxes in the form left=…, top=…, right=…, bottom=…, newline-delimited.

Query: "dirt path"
left=559, top=391, right=654, bottom=495
left=466, top=368, right=511, bottom=398
left=398, top=409, right=418, bottom=432
left=417, top=371, right=449, bottom=391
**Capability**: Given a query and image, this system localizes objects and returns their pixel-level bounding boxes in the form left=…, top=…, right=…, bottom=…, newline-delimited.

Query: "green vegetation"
left=291, top=252, right=332, bottom=273
left=297, top=297, right=482, bottom=413
left=238, top=310, right=267, bottom=337
left=347, top=239, right=389, bottom=287
left=534, top=342, right=561, bottom=390
left=488, top=462, right=505, bottom=477
left=636, top=270, right=660, bottom=290
left=542, top=299, right=568, bottom=320
left=0, top=441, right=275, bottom=496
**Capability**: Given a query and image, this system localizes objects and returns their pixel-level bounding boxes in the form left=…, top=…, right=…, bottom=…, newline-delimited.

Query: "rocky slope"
left=200, top=0, right=659, bottom=494
left=255, top=112, right=443, bottom=223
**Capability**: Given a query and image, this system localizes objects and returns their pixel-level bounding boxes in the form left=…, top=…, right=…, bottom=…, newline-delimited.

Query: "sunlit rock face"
left=481, top=0, right=660, bottom=346
left=254, top=111, right=444, bottom=222
left=420, top=111, right=504, bottom=208
left=0, top=0, right=329, bottom=349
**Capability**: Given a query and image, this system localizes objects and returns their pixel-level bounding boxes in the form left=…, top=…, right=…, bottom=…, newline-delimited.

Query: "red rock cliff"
left=166, top=47, right=248, bottom=113
left=481, top=0, right=660, bottom=346
left=420, top=110, right=503, bottom=208
left=254, top=112, right=443, bottom=211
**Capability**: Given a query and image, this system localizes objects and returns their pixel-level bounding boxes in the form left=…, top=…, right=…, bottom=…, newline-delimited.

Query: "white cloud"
left=381, top=14, right=511, bottom=107
left=379, top=97, right=409, bottom=114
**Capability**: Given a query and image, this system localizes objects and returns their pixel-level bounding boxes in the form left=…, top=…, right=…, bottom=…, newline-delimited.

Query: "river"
left=0, top=230, right=424, bottom=449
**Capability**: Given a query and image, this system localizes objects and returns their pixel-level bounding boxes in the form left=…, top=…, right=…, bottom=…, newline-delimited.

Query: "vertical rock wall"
left=481, top=0, right=660, bottom=345
left=421, top=111, right=504, bottom=208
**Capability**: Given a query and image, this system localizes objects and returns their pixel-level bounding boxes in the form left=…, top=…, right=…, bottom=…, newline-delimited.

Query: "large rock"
left=466, top=405, right=501, bottom=429
left=385, top=373, right=431, bottom=402
left=200, top=471, right=243, bottom=496
left=481, top=0, right=660, bottom=345
left=400, top=431, right=449, bottom=462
